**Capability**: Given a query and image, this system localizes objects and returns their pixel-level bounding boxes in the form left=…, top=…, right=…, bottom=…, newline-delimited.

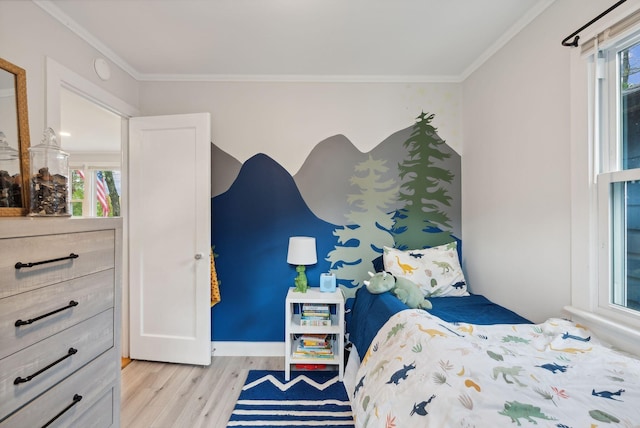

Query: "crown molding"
left=33, top=0, right=143, bottom=80
left=460, top=0, right=556, bottom=81
left=34, top=0, right=555, bottom=84
left=137, top=73, right=463, bottom=83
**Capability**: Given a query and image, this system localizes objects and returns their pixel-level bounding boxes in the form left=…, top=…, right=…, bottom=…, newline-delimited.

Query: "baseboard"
left=212, top=341, right=285, bottom=357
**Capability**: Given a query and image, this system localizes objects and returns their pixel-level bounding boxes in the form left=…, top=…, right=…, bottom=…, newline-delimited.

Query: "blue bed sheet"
left=346, top=287, right=531, bottom=360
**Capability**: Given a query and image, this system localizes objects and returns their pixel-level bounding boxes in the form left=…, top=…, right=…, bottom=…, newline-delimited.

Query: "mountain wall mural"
left=211, top=112, right=460, bottom=342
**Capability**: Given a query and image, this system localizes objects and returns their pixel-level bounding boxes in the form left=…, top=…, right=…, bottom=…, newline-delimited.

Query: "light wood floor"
left=120, top=356, right=283, bottom=428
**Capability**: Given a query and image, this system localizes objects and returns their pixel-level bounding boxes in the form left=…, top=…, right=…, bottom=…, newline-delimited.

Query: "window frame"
left=69, top=163, right=121, bottom=218
left=595, top=31, right=640, bottom=326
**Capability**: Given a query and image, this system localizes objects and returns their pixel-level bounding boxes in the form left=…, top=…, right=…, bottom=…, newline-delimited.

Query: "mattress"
left=346, top=286, right=531, bottom=362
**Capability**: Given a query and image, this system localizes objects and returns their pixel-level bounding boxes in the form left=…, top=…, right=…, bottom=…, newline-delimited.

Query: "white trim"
left=34, top=0, right=552, bottom=84
left=138, top=74, right=461, bottom=84
left=34, top=1, right=142, bottom=80
left=570, top=25, right=640, bottom=348
left=45, top=57, right=139, bottom=130
left=563, top=305, right=640, bottom=356
left=45, top=56, right=139, bottom=358
left=212, top=342, right=285, bottom=357
left=569, top=7, right=640, bottom=359
left=592, top=35, right=640, bottom=328
left=595, top=170, right=640, bottom=314
left=459, top=0, right=555, bottom=81
left=597, top=169, right=640, bottom=192
left=68, top=151, right=121, bottom=165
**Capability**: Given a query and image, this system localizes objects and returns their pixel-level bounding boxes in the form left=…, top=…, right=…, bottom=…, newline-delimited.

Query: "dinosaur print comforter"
left=352, top=309, right=640, bottom=427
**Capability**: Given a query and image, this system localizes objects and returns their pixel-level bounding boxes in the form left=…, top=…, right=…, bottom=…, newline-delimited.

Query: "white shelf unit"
left=284, top=287, right=345, bottom=381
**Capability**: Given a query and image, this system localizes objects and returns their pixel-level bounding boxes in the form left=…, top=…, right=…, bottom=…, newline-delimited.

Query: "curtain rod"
left=562, top=0, right=628, bottom=47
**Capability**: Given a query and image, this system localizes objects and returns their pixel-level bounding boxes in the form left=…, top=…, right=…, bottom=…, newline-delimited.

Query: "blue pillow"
left=372, top=255, right=384, bottom=273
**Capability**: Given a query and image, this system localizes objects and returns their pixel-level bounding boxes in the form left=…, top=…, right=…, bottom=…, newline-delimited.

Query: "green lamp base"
left=294, top=265, right=308, bottom=293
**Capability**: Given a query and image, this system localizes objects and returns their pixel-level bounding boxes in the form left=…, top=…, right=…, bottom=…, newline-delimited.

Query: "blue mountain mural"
left=211, top=153, right=336, bottom=342
left=211, top=112, right=461, bottom=343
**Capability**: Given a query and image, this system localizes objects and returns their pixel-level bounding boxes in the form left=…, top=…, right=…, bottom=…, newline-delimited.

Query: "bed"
left=344, top=245, right=640, bottom=427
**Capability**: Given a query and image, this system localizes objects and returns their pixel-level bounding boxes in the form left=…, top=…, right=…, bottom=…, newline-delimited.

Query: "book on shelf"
left=299, top=303, right=332, bottom=326
left=293, top=336, right=334, bottom=359
left=292, top=352, right=335, bottom=359
left=301, top=315, right=330, bottom=321
left=296, top=345, right=331, bottom=354
left=301, top=311, right=330, bottom=318
left=301, top=342, right=326, bottom=348
left=302, top=303, right=330, bottom=311
left=300, top=318, right=331, bottom=326
left=296, top=334, right=331, bottom=347
left=301, top=333, right=328, bottom=343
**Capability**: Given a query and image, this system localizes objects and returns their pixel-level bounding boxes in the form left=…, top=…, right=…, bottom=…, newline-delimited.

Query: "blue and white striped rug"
left=227, top=370, right=354, bottom=427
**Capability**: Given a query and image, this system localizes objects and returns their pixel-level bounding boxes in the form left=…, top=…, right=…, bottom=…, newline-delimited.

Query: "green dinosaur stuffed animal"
left=364, top=271, right=432, bottom=310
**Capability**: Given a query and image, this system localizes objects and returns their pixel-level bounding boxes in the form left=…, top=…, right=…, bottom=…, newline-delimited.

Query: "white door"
left=129, top=113, right=211, bottom=365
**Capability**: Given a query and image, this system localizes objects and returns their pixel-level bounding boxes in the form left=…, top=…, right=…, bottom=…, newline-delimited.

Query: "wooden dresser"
left=0, top=217, right=122, bottom=427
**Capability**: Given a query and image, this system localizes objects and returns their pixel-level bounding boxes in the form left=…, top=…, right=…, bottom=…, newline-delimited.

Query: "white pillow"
left=382, top=242, right=468, bottom=297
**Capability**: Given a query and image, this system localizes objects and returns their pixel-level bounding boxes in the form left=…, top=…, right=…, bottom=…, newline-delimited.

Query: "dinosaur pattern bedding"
left=352, top=309, right=640, bottom=427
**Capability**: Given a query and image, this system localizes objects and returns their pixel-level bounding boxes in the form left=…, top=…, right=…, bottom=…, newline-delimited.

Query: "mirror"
left=0, top=57, right=30, bottom=216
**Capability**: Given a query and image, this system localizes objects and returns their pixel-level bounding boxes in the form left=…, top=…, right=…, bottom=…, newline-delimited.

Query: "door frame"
left=45, top=57, right=139, bottom=357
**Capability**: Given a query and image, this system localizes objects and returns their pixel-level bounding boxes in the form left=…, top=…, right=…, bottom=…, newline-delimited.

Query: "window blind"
left=581, top=8, right=640, bottom=54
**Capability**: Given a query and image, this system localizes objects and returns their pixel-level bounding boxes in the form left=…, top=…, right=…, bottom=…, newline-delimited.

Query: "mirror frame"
left=0, top=57, right=30, bottom=216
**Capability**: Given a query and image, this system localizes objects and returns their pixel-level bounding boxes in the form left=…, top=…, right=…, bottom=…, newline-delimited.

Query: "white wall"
left=462, top=0, right=615, bottom=323
left=138, top=81, right=462, bottom=175
left=0, top=1, right=139, bottom=141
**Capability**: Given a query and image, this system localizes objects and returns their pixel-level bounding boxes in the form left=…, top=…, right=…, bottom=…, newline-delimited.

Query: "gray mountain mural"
left=211, top=117, right=461, bottom=239
left=294, top=124, right=461, bottom=238
left=211, top=143, right=242, bottom=197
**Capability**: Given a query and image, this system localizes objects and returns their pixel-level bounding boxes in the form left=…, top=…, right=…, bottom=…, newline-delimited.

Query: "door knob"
left=195, top=253, right=204, bottom=260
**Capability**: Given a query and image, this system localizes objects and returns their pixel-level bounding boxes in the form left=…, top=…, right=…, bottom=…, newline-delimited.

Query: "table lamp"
left=287, top=236, right=317, bottom=293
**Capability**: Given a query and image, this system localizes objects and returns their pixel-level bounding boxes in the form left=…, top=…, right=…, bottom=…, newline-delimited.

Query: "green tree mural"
left=326, top=155, right=398, bottom=299
left=394, top=111, right=455, bottom=249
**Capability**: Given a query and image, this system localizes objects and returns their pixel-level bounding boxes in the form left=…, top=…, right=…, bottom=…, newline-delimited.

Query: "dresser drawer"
left=0, top=230, right=115, bottom=299
left=0, top=269, right=114, bottom=360
left=68, top=386, right=116, bottom=428
left=0, top=350, right=117, bottom=427
left=0, top=309, right=114, bottom=420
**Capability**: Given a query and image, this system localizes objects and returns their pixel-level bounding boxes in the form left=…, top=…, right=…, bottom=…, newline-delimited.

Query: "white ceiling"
left=37, top=0, right=554, bottom=82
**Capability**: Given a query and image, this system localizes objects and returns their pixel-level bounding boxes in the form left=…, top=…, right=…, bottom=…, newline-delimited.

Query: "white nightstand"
left=284, top=287, right=345, bottom=381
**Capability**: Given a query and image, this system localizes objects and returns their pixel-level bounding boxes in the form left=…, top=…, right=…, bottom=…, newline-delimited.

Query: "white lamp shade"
left=287, top=236, right=317, bottom=265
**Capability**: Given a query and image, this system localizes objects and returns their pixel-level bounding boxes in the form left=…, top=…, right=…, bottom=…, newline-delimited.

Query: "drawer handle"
left=41, top=394, right=83, bottom=428
left=15, top=253, right=79, bottom=269
left=15, top=300, right=79, bottom=327
left=14, top=348, right=78, bottom=385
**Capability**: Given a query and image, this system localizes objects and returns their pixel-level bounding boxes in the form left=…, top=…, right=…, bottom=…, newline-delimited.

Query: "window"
left=71, top=167, right=121, bottom=217
left=597, top=34, right=640, bottom=319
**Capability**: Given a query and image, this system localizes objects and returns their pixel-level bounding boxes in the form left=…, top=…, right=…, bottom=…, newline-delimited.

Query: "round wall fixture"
left=94, top=58, right=111, bottom=81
